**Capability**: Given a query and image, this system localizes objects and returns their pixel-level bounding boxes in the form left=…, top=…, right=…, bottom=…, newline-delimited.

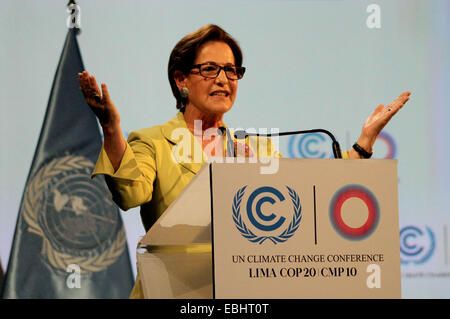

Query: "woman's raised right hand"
left=79, top=71, right=126, bottom=169
left=78, top=71, right=120, bottom=129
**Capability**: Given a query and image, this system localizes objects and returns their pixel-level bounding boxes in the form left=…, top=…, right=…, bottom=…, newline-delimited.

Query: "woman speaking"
left=78, top=24, right=410, bottom=298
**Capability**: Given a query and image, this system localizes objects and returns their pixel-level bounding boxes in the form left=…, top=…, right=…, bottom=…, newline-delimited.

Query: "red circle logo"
left=329, top=185, right=379, bottom=240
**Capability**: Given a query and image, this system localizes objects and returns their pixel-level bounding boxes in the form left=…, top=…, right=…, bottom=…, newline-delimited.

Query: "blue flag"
left=1, top=28, right=134, bottom=298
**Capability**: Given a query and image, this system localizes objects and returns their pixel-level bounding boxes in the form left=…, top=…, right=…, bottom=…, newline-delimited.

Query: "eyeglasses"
left=190, top=63, right=246, bottom=80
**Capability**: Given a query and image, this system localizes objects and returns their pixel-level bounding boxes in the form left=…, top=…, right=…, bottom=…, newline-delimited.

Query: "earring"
left=180, top=87, right=189, bottom=98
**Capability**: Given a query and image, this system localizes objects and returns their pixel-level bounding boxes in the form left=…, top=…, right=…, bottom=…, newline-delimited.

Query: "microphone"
left=217, top=127, right=236, bottom=157
left=234, top=128, right=343, bottom=159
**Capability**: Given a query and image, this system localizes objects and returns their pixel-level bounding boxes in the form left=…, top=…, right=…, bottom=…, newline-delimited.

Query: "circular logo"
left=246, top=186, right=286, bottom=231
left=329, top=184, right=379, bottom=240
left=23, top=155, right=127, bottom=273
left=232, top=186, right=302, bottom=244
left=400, top=225, right=435, bottom=265
left=288, top=133, right=332, bottom=158
left=375, top=131, right=396, bottom=159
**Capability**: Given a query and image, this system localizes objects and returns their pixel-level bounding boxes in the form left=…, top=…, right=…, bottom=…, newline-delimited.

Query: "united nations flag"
left=1, top=27, right=134, bottom=298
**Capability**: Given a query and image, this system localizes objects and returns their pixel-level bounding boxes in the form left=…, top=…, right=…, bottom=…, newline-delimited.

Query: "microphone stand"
left=234, top=129, right=343, bottom=159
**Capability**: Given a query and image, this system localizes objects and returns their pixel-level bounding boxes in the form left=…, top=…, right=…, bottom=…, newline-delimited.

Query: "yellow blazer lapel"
left=161, top=112, right=207, bottom=175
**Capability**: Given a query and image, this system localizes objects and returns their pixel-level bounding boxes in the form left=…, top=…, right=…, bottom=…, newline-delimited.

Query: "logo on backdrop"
left=22, top=155, right=127, bottom=273
left=400, top=226, right=435, bottom=265
left=232, top=186, right=302, bottom=244
left=375, top=131, right=397, bottom=159
left=329, top=184, right=380, bottom=241
left=287, top=133, right=332, bottom=158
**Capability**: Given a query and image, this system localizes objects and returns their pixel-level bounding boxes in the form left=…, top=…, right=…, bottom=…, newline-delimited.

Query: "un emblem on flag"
left=23, top=155, right=126, bottom=273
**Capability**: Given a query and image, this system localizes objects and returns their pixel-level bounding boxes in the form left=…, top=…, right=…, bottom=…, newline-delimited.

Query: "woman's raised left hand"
left=351, top=91, right=411, bottom=158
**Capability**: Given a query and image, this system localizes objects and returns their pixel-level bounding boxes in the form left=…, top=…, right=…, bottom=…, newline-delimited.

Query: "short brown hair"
left=168, top=24, right=243, bottom=110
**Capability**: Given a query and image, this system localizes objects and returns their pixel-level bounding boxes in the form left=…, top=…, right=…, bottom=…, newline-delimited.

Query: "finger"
left=79, top=76, right=91, bottom=97
left=80, top=70, right=90, bottom=82
left=78, top=71, right=88, bottom=85
left=88, top=75, right=101, bottom=96
left=387, top=93, right=409, bottom=109
left=81, top=74, right=101, bottom=103
left=373, top=104, right=385, bottom=115
left=385, top=94, right=410, bottom=117
left=101, top=83, right=111, bottom=103
left=79, top=72, right=92, bottom=93
left=79, top=74, right=91, bottom=91
left=393, top=93, right=410, bottom=109
left=79, top=73, right=102, bottom=105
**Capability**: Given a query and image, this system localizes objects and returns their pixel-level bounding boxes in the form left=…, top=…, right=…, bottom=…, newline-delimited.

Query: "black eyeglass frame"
left=190, top=62, right=246, bottom=80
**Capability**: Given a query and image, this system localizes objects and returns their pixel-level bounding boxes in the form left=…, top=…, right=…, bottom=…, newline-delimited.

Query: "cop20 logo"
left=400, top=226, right=435, bottom=265
left=375, top=131, right=397, bottom=159
left=232, top=186, right=302, bottom=244
left=329, top=184, right=380, bottom=241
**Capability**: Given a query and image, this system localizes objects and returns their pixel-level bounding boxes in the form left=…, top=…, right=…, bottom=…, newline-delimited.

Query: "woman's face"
left=181, top=41, right=238, bottom=116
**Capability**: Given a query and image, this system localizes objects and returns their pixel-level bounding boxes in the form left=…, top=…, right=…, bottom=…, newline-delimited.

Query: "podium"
left=137, top=159, right=401, bottom=299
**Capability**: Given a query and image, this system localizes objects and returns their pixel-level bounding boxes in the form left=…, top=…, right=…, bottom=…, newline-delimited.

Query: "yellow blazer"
left=91, top=111, right=284, bottom=298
